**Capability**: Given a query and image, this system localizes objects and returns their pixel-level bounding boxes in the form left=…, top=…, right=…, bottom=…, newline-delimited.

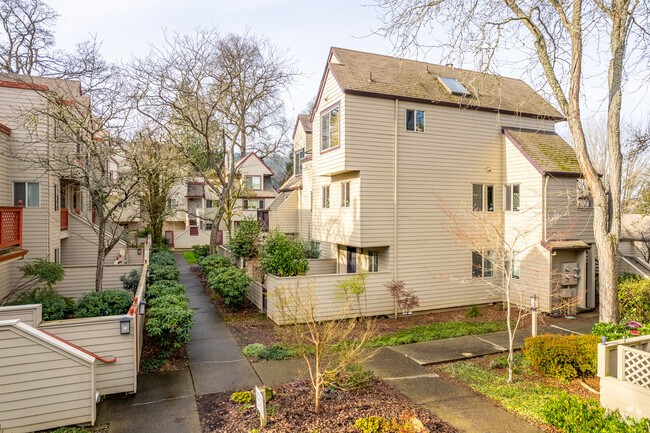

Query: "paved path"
left=96, top=253, right=260, bottom=433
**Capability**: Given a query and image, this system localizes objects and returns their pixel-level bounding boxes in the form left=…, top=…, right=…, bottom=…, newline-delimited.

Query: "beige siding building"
left=269, top=47, right=598, bottom=315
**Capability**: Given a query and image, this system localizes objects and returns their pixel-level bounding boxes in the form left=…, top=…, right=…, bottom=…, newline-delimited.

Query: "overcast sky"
left=50, top=0, right=648, bottom=138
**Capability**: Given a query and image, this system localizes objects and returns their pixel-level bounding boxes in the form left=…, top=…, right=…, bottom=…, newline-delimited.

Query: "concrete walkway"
left=96, top=252, right=261, bottom=433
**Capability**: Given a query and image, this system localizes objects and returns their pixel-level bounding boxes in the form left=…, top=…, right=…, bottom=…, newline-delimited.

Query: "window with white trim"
left=14, top=182, right=39, bottom=207
left=472, top=184, right=494, bottom=212
left=206, top=199, right=214, bottom=208
left=322, top=185, right=330, bottom=208
left=245, top=176, right=261, bottom=190
left=295, top=149, right=304, bottom=175
left=406, top=109, right=425, bottom=132
left=341, top=181, right=351, bottom=207
left=321, top=106, right=340, bottom=150
left=504, top=184, right=520, bottom=211
left=472, top=250, right=495, bottom=278
left=167, top=198, right=177, bottom=209
left=368, top=251, right=379, bottom=272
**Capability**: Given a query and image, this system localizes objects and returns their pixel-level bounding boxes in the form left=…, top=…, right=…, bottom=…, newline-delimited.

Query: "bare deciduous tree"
left=131, top=28, right=295, bottom=253
left=374, top=0, right=650, bottom=322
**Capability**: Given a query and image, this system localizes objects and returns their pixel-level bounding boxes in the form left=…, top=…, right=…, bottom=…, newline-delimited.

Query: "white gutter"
left=394, top=99, right=399, bottom=280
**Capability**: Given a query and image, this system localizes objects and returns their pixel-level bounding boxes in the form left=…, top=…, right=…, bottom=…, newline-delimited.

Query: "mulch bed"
left=192, top=265, right=595, bottom=350
left=196, top=379, right=458, bottom=433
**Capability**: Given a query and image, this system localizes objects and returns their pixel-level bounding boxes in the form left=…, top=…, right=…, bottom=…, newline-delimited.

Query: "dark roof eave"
left=343, top=89, right=567, bottom=122
left=543, top=170, right=582, bottom=178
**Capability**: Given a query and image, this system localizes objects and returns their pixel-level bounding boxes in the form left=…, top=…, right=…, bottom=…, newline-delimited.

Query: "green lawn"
left=183, top=251, right=197, bottom=264
left=367, top=320, right=509, bottom=347
left=437, top=358, right=569, bottom=422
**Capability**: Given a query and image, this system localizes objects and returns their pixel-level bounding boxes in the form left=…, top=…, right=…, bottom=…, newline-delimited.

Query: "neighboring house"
left=268, top=47, right=597, bottom=314
left=160, top=152, right=278, bottom=249
left=0, top=74, right=128, bottom=302
left=618, top=214, right=650, bottom=278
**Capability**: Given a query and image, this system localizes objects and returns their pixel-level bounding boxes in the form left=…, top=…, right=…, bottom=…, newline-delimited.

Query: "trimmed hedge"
left=198, top=254, right=231, bottom=275
left=207, top=266, right=251, bottom=310
left=74, top=289, right=133, bottom=318
left=148, top=264, right=180, bottom=284
left=524, top=334, right=599, bottom=380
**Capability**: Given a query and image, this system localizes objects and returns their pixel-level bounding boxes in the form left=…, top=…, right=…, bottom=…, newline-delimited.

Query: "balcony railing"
left=0, top=207, right=22, bottom=250
left=61, top=208, right=69, bottom=230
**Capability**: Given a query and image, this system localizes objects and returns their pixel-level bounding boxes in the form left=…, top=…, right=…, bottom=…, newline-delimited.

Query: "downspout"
left=393, top=99, right=399, bottom=280
left=543, top=176, right=549, bottom=241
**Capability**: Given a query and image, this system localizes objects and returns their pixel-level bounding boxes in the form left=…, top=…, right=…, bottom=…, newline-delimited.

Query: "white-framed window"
left=368, top=251, right=379, bottom=272
left=14, top=182, right=39, bottom=207
left=406, top=109, right=425, bottom=132
left=205, top=223, right=213, bottom=231
left=472, top=250, right=495, bottom=278
left=54, top=184, right=59, bottom=211
left=472, top=184, right=494, bottom=212
left=243, top=199, right=264, bottom=210
left=167, top=198, right=177, bottom=209
left=504, top=184, right=520, bottom=211
left=245, top=176, right=262, bottom=190
left=341, top=181, right=351, bottom=207
left=506, top=251, right=520, bottom=279
left=321, top=105, right=340, bottom=151
left=295, top=149, right=304, bottom=175
left=322, top=185, right=330, bottom=208
left=54, top=248, right=60, bottom=264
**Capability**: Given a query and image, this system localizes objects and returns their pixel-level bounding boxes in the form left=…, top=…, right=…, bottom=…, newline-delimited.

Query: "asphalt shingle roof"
left=327, top=47, right=565, bottom=121
left=504, top=128, right=581, bottom=175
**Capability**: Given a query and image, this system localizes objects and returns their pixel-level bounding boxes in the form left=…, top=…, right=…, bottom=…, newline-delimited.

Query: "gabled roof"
left=622, top=214, right=650, bottom=241
left=292, top=114, right=313, bottom=140
left=236, top=152, right=275, bottom=176
left=314, top=47, right=565, bottom=122
left=504, top=128, right=581, bottom=177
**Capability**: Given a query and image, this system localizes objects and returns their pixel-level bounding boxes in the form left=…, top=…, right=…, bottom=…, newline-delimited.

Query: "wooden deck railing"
left=61, top=208, right=69, bottom=230
left=618, top=345, right=650, bottom=389
left=0, top=206, right=22, bottom=249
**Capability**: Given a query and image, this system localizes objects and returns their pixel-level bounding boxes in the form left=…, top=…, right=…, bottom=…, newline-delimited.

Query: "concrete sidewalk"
left=96, top=253, right=261, bottom=433
left=393, top=314, right=598, bottom=365
left=366, top=347, right=543, bottom=433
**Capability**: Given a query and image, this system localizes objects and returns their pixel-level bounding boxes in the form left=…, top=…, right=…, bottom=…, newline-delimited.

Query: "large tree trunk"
left=209, top=212, right=224, bottom=255
left=151, top=217, right=163, bottom=248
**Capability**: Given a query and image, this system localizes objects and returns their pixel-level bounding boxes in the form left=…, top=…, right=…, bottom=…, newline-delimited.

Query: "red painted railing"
left=0, top=206, right=22, bottom=250
left=61, top=208, right=69, bottom=230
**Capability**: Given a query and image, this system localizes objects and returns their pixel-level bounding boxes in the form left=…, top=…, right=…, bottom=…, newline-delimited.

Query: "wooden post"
left=531, top=295, right=538, bottom=337
left=617, top=346, right=625, bottom=381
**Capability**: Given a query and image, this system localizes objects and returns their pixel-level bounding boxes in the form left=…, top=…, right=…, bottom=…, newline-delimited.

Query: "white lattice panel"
left=624, top=348, right=650, bottom=389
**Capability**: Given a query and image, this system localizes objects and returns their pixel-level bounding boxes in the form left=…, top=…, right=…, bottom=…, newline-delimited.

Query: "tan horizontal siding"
left=61, top=212, right=126, bottom=266
left=55, top=264, right=141, bottom=300
left=269, top=190, right=299, bottom=233
left=0, top=304, right=42, bottom=326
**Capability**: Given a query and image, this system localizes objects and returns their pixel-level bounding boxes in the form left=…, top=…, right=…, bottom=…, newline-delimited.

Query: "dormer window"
left=438, top=76, right=471, bottom=97
left=295, top=149, right=304, bottom=175
left=321, top=105, right=340, bottom=151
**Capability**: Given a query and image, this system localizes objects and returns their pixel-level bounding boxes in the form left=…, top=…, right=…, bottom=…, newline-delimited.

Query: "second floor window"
left=245, top=176, right=261, bottom=190
left=322, top=185, right=330, bottom=208
left=321, top=105, right=340, bottom=151
left=472, top=184, right=494, bottom=212
left=14, top=182, right=39, bottom=207
left=206, top=200, right=213, bottom=208
left=341, top=181, right=351, bottom=207
left=295, top=149, right=304, bottom=175
left=505, top=184, right=520, bottom=211
left=243, top=199, right=264, bottom=210
left=167, top=198, right=177, bottom=209
left=406, top=109, right=425, bottom=132
left=472, top=250, right=494, bottom=278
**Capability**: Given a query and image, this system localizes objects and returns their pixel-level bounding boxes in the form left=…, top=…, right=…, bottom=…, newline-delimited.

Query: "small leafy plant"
left=198, top=254, right=231, bottom=275
left=120, top=270, right=140, bottom=293
left=192, top=244, right=211, bottom=260
left=242, top=343, right=266, bottom=358
left=13, top=288, right=71, bottom=321
left=259, top=230, right=308, bottom=276
left=385, top=280, right=420, bottom=318
left=465, top=304, right=481, bottom=318
left=524, top=334, right=599, bottom=380
left=207, top=266, right=252, bottom=310
left=229, top=217, right=261, bottom=260
left=148, top=264, right=180, bottom=283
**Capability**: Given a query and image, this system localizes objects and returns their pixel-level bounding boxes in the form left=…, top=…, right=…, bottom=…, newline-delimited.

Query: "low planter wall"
left=307, top=259, right=337, bottom=275
left=252, top=271, right=394, bottom=325
left=56, top=264, right=142, bottom=300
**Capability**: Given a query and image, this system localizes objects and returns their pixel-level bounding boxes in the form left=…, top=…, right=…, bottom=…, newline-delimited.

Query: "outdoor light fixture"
left=146, top=268, right=151, bottom=279
left=530, top=295, right=539, bottom=337
left=120, top=317, right=131, bottom=335
left=137, top=248, right=142, bottom=255
left=530, top=295, right=538, bottom=311
left=139, top=300, right=146, bottom=315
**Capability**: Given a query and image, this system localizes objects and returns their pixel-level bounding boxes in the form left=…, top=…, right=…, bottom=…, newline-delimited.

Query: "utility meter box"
left=560, top=262, right=580, bottom=286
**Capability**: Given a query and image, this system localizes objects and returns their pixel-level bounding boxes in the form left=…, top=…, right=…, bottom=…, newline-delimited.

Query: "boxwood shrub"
left=74, top=289, right=134, bottom=318
left=524, top=334, right=599, bottom=380
left=192, top=244, right=211, bottom=261
left=198, top=254, right=231, bottom=276
left=207, top=266, right=252, bottom=310
left=148, top=264, right=180, bottom=284
left=150, top=251, right=176, bottom=266
left=13, top=289, right=71, bottom=321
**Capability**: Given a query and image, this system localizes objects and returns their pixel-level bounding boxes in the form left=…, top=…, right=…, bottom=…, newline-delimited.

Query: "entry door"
left=164, top=230, right=174, bottom=247
left=347, top=247, right=357, bottom=273
left=257, top=210, right=270, bottom=232
left=217, top=230, right=223, bottom=245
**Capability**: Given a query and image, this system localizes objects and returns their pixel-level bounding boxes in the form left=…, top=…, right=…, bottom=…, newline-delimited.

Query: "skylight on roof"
left=438, top=76, right=471, bottom=97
